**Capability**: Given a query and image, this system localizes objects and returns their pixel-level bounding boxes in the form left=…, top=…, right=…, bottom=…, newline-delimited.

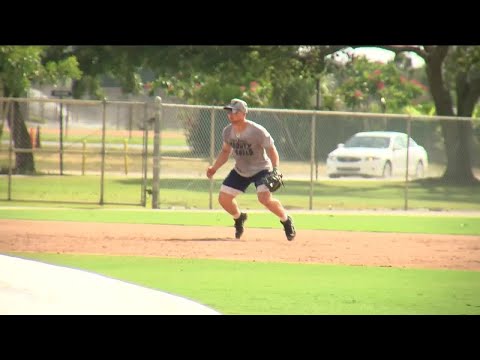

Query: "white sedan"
left=326, top=131, right=428, bottom=178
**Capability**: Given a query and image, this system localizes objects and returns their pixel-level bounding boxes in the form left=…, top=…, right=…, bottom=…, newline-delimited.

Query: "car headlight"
left=364, top=156, right=380, bottom=161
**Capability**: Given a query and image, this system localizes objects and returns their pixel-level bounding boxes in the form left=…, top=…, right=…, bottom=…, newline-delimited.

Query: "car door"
left=392, top=135, right=407, bottom=176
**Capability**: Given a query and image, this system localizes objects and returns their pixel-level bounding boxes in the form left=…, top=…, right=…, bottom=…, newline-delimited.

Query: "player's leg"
left=254, top=171, right=296, bottom=241
left=218, top=191, right=241, bottom=217
left=257, top=190, right=296, bottom=241
left=219, top=170, right=250, bottom=239
left=253, top=170, right=287, bottom=218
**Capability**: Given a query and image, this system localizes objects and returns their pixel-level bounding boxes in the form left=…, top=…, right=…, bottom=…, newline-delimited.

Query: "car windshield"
left=344, top=136, right=390, bottom=148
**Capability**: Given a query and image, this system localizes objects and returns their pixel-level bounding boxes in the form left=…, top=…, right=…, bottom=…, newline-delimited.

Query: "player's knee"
left=257, top=191, right=271, bottom=206
left=218, top=192, right=232, bottom=206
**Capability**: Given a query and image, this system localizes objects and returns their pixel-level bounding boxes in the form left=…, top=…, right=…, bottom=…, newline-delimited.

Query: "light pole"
left=380, top=97, right=387, bottom=113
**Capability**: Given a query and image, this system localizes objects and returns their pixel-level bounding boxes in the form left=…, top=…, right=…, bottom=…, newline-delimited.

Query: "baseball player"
left=206, top=98, right=296, bottom=241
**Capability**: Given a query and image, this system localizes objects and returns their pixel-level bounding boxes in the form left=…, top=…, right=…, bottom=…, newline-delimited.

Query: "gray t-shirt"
left=222, top=120, right=274, bottom=177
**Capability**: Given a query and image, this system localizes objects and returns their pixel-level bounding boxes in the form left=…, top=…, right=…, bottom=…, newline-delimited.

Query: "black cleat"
left=281, top=216, right=296, bottom=241
left=234, top=213, right=248, bottom=239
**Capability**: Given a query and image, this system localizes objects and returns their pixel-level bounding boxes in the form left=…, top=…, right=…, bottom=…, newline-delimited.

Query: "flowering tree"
left=336, top=56, right=427, bottom=113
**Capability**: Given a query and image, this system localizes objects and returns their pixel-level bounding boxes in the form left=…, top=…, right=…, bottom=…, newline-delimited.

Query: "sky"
left=351, top=47, right=426, bottom=68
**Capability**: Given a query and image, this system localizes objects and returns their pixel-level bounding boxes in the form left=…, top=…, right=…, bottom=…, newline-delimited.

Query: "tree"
left=0, top=46, right=81, bottom=174
left=1, top=46, right=153, bottom=174
left=335, top=56, right=426, bottom=113
left=43, top=46, right=149, bottom=99
left=144, top=46, right=321, bottom=157
left=381, top=46, right=480, bottom=184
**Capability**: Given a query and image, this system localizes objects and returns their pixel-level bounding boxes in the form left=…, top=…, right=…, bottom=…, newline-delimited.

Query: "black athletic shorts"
left=222, top=169, right=270, bottom=193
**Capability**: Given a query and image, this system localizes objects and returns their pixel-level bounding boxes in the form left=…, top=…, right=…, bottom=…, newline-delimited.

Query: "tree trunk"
left=425, top=47, right=478, bottom=184
left=441, top=72, right=480, bottom=183
left=6, top=100, right=35, bottom=174
left=440, top=121, right=476, bottom=183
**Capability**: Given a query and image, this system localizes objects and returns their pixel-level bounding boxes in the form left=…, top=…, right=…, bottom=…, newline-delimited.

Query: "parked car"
left=326, top=131, right=428, bottom=178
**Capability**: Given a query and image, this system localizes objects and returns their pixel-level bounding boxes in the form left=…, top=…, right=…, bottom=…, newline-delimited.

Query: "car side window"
left=394, top=136, right=407, bottom=149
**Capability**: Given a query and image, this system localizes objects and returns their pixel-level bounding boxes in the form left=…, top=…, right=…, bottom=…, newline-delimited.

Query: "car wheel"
left=382, top=162, right=392, bottom=178
left=415, top=161, right=424, bottom=178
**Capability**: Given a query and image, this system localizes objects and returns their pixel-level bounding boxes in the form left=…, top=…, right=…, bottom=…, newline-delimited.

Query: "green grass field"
left=2, top=175, right=480, bottom=211
left=2, top=207, right=480, bottom=314
left=1, top=208, right=479, bottom=235
left=7, top=252, right=480, bottom=315
left=3, top=128, right=189, bottom=147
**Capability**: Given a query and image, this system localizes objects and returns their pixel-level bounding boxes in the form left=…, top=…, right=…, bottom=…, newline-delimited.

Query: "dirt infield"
left=1, top=219, right=479, bottom=271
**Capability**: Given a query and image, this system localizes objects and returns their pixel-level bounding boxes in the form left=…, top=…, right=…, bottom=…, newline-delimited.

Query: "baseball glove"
left=261, top=167, right=284, bottom=192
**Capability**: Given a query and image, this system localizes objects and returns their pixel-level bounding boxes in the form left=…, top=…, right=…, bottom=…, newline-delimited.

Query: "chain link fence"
left=1, top=96, right=479, bottom=211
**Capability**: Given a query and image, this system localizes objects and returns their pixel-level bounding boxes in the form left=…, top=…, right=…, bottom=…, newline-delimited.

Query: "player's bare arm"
left=206, top=142, right=232, bottom=179
left=266, top=144, right=280, bottom=169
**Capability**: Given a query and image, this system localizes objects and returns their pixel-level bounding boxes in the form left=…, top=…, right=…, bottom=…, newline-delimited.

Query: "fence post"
left=65, top=104, right=69, bottom=138
left=209, top=107, right=216, bottom=210
left=40, top=101, right=45, bottom=125
left=309, top=114, right=316, bottom=210
left=35, top=125, right=41, bottom=148
left=404, top=116, right=412, bottom=211
left=99, top=98, right=107, bottom=205
left=59, top=99, right=64, bottom=175
left=152, top=97, right=162, bottom=209
left=128, top=104, right=133, bottom=139
left=141, top=102, right=149, bottom=207
left=124, top=138, right=128, bottom=175
left=7, top=101, right=13, bottom=200
left=29, top=127, right=35, bottom=148
left=82, top=140, right=86, bottom=175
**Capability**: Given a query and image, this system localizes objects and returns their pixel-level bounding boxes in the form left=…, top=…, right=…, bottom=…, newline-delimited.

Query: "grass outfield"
left=7, top=252, right=480, bottom=315
left=0, top=207, right=479, bottom=235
